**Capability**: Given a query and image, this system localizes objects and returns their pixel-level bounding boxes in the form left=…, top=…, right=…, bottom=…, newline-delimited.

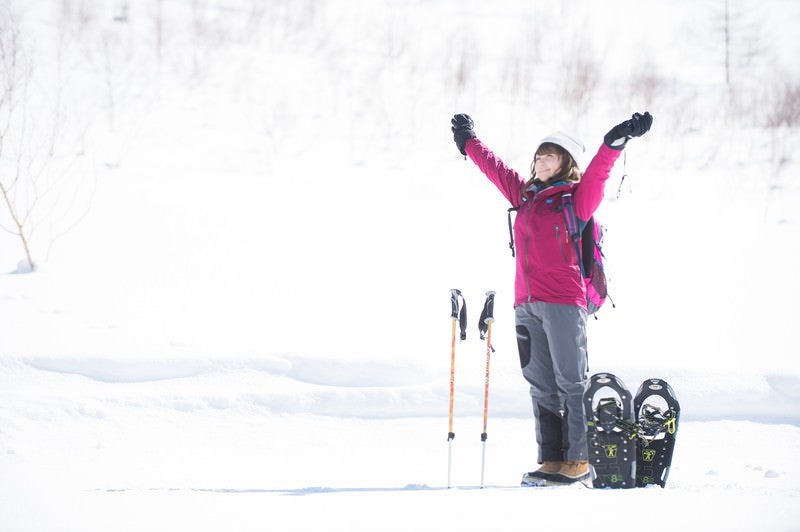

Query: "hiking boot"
left=521, top=461, right=563, bottom=486
left=548, top=460, right=590, bottom=485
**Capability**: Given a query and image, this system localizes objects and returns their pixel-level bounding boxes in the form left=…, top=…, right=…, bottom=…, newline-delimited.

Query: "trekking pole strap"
left=616, top=149, right=629, bottom=199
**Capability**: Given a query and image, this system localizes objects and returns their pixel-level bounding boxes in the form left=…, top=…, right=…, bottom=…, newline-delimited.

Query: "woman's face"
left=533, top=151, right=563, bottom=183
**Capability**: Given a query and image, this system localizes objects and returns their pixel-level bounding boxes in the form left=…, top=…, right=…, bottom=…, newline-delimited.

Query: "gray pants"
left=515, top=302, right=588, bottom=462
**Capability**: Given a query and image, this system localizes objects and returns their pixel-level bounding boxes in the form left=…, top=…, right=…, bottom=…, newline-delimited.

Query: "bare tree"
left=716, top=0, right=768, bottom=90
left=0, top=9, right=36, bottom=271
left=560, top=35, right=601, bottom=124
left=1, top=7, right=92, bottom=273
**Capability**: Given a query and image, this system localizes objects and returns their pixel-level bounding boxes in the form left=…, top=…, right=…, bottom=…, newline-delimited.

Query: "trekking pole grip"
left=450, top=289, right=467, bottom=341
left=483, top=291, right=495, bottom=323
left=450, top=289, right=462, bottom=319
left=478, top=291, right=495, bottom=341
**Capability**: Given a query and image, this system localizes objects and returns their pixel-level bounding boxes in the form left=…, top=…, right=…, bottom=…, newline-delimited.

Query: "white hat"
left=538, top=131, right=585, bottom=167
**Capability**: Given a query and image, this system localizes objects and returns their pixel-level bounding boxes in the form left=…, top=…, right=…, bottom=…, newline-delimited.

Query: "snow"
left=2, top=0, right=800, bottom=530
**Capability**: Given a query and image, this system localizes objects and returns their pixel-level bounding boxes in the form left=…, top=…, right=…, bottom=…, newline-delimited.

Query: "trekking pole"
left=478, top=291, right=495, bottom=488
left=447, top=289, right=467, bottom=489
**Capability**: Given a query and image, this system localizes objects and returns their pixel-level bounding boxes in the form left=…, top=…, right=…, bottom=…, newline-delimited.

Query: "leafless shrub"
left=761, top=78, right=800, bottom=172
left=454, top=49, right=470, bottom=91
left=628, top=60, right=667, bottom=110
left=150, top=0, right=165, bottom=64
left=764, top=79, right=800, bottom=129
left=501, top=18, right=541, bottom=103
left=58, top=0, right=96, bottom=41
left=560, top=37, right=601, bottom=121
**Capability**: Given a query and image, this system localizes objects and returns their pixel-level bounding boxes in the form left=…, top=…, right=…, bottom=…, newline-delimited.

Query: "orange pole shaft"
left=482, top=320, right=493, bottom=435
left=448, top=317, right=457, bottom=437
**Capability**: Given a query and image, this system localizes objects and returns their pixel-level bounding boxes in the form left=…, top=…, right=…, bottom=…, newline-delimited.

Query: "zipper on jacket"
left=517, top=201, right=534, bottom=303
left=523, top=218, right=532, bottom=303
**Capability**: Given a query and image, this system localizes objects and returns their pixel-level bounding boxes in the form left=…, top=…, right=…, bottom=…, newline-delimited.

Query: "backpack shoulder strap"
left=580, top=216, right=596, bottom=276
left=560, top=193, right=587, bottom=277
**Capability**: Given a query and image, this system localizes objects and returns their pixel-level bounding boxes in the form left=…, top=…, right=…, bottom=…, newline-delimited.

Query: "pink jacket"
left=465, top=138, right=620, bottom=308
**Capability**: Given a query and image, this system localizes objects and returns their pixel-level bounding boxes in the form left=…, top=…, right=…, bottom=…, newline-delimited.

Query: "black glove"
left=603, top=112, right=653, bottom=150
left=451, top=114, right=476, bottom=156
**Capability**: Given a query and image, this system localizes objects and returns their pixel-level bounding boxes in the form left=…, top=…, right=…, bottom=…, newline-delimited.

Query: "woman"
left=451, top=111, right=652, bottom=486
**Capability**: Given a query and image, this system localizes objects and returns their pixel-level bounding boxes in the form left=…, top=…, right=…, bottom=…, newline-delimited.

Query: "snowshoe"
left=633, top=378, right=680, bottom=488
left=584, top=373, right=636, bottom=489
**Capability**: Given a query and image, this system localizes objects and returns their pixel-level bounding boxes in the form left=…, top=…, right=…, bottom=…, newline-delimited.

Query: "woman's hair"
left=525, top=142, right=582, bottom=189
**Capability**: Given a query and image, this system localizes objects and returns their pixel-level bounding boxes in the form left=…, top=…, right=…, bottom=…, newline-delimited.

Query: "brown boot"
left=521, top=461, right=563, bottom=485
left=549, top=460, right=590, bottom=484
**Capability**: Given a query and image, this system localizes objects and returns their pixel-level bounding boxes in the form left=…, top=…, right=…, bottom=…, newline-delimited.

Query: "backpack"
left=506, top=193, right=610, bottom=315
left=576, top=214, right=608, bottom=314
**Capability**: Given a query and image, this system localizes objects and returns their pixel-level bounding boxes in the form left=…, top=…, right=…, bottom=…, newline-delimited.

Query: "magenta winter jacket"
left=465, top=138, right=620, bottom=309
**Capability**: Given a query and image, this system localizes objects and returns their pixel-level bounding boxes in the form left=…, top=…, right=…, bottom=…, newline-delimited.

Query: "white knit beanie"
left=538, top=131, right=585, bottom=167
